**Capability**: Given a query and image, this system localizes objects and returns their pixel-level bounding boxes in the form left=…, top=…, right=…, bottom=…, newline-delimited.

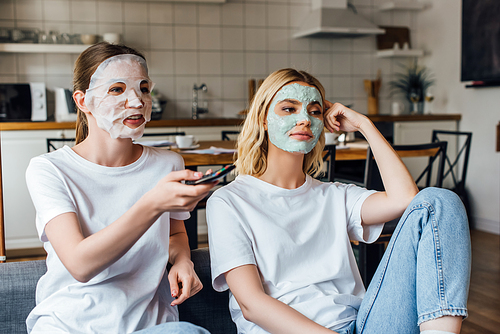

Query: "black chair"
left=316, top=144, right=337, bottom=182
left=221, top=130, right=240, bottom=141
left=431, top=130, right=473, bottom=224
left=46, top=138, right=76, bottom=152
left=355, top=141, right=448, bottom=286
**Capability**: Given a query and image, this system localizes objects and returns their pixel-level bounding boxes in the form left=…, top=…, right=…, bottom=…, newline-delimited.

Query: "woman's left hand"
left=168, top=260, right=203, bottom=306
left=323, top=101, right=368, bottom=133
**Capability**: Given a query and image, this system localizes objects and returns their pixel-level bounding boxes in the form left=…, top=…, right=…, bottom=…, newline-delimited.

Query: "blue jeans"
left=133, top=321, right=210, bottom=334
left=340, top=188, right=471, bottom=334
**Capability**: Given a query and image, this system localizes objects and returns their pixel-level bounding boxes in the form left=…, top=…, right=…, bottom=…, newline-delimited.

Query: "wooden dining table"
left=174, top=140, right=369, bottom=167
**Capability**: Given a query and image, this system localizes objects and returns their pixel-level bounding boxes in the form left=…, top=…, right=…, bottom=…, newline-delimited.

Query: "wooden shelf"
left=379, top=1, right=428, bottom=11
left=0, top=43, right=89, bottom=54
left=376, top=49, right=425, bottom=58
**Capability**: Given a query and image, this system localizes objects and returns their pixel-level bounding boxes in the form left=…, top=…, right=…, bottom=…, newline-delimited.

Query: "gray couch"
left=0, top=248, right=236, bottom=334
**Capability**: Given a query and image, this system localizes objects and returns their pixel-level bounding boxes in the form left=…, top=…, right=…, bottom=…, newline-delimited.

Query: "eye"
left=282, top=107, right=296, bottom=113
left=108, top=82, right=126, bottom=95
left=309, top=108, right=322, bottom=115
left=140, top=81, right=150, bottom=94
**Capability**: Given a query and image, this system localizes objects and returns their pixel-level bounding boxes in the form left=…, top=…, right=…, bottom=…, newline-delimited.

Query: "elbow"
left=240, top=306, right=256, bottom=323
left=71, top=271, right=93, bottom=283
left=238, top=300, right=261, bottom=323
left=397, top=190, right=418, bottom=213
left=66, top=266, right=97, bottom=283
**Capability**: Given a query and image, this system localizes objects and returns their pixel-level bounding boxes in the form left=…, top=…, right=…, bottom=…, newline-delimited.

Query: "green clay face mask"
left=267, top=83, right=324, bottom=154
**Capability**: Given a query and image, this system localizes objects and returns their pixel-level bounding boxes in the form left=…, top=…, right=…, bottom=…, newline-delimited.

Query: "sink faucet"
left=192, top=83, right=208, bottom=119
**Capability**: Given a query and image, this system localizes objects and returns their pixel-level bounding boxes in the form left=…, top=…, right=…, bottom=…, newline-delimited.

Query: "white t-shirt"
left=206, top=175, right=382, bottom=333
left=25, top=145, right=189, bottom=334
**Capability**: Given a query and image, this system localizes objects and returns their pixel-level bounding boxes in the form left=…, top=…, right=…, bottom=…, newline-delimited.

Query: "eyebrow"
left=309, top=101, right=321, bottom=106
left=278, top=99, right=302, bottom=105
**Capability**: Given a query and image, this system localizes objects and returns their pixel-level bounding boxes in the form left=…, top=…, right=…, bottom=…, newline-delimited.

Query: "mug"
left=324, top=132, right=339, bottom=145
left=392, top=101, right=404, bottom=115
left=176, top=135, right=196, bottom=148
left=103, top=33, right=121, bottom=44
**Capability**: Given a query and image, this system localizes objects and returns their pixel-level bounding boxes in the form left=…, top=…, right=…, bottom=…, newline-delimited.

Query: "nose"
left=125, top=89, right=144, bottom=109
left=296, top=116, right=311, bottom=127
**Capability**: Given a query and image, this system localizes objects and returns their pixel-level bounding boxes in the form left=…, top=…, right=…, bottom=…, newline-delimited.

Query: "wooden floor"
left=461, top=230, right=500, bottom=334
left=5, top=230, right=500, bottom=333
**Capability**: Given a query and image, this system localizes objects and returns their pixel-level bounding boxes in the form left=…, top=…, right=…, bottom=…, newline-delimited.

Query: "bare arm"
left=167, top=218, right=203, bottom=306
left=225, top=265, right=337, bottom=334
left=324, top=102, right=418, bottom=226
left=44, top=169, right=214, bottom=282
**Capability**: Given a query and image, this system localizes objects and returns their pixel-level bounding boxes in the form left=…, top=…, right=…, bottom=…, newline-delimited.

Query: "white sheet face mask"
left=84, top=54, right=155, bottom=140
left=266, top=83, right=323, bottom=154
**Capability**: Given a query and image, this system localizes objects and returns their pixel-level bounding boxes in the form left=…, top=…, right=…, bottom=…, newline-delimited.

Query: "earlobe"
left=73, top=90, right=90, bottom=114
left=264, top=122, right=268, bottom=131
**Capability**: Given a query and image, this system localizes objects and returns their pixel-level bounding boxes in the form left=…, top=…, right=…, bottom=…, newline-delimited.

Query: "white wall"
left=416, top=0, right=500, bottom=234
left=0, top=0, right=417, bottom=119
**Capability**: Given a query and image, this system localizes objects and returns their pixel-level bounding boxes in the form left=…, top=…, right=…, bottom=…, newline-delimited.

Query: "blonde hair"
left=236, top=68, right=326, bottom=177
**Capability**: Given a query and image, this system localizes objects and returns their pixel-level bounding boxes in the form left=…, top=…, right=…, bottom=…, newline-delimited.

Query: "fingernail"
left=194, top=172, right=202, bottom=177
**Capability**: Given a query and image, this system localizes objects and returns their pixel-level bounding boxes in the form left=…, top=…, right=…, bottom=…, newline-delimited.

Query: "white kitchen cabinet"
left=1, top=129, right=72, bottom=250
left=394, top=120, right=458, bottom=188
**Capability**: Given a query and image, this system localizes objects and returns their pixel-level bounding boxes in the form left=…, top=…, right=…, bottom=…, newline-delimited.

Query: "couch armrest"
left=0, top=260, right=47, bottom=334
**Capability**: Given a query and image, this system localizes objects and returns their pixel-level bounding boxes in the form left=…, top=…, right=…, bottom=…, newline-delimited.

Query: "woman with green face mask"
left=206, top=69, right=470, bottom=334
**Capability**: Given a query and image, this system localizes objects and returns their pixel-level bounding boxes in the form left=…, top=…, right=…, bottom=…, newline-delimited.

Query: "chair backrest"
left=313, top=144, right=337, bottom=182
left=221, top=130, right=240, bottom=141
left=46, top=138, right=76, bottom=152
left=431, top=130, right=472, bottom=193
left=322, top=144, right=337, bottom=182
left=364, top=141, right=448, bottom=191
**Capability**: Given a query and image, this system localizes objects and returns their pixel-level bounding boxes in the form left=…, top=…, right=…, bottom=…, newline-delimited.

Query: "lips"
left=289, top=130, right=313, bottom=141
left=123, top=114, right=145, bottom=128
left=126, top=114, right=143, bottom=120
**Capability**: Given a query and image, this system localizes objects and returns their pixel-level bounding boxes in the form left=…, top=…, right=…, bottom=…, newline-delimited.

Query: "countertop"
left=0, top=118, right=245, bottom=131
left=0, top=114, right=461, bottom=131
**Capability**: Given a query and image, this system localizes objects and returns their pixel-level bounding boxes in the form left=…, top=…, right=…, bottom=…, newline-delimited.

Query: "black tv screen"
left=461, top=0, right=500, bottom=84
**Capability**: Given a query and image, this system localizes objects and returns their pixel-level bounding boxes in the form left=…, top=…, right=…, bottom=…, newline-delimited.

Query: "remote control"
left=185, top=164, right=236, bottom=185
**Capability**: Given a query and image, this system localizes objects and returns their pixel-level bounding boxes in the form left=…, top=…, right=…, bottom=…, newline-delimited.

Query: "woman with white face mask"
left=206, top=69, right=471, bottom=334
left=25, top=42, right=213, bottom=334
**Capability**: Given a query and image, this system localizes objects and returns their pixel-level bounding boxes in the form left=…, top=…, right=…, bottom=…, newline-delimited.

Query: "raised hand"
left=323, top=101, right=368, bottom=134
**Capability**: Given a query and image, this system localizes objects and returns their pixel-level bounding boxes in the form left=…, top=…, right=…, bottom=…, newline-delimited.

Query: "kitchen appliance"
left=0, top=83, right=47, bottom=122
left=54, top=87, right=77, bottom=122
left=293, top=0, right=385, bottom=38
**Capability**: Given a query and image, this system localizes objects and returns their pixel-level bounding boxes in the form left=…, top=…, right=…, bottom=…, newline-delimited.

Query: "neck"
left=257, top=142, right=306, bottom=189
left=72, top=116, right=143, bottom=167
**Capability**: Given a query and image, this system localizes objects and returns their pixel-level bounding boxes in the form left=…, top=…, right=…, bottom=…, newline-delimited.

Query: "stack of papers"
left=182, top=146, right=237, bottom=155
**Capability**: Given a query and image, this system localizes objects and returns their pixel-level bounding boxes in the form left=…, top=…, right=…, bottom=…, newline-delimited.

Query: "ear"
left=73, top=90, right=90, bottom=114
left=264, top=122, right=268, bottom=131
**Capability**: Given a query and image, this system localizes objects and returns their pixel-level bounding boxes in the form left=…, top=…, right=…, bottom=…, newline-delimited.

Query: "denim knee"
left=410, top=188, right=468, bottom=226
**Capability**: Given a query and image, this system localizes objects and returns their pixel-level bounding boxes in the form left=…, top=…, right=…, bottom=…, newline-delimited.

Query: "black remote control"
left=185, top=164, right=236, bottom=185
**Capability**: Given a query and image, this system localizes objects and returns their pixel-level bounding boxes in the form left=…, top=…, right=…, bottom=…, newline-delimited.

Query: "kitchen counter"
left=367, top=114, right=461, bottom=122
left=0, top=114, right=460, bottom=131
left=0, top=118, right=244, bottom=131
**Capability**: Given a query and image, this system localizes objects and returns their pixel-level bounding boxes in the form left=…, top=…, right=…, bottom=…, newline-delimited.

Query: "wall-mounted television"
left=461, top=0, right=500, bottom=87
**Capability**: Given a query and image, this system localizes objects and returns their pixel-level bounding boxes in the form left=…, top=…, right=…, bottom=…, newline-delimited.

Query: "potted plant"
left=389, top=60, right=435, bottom=114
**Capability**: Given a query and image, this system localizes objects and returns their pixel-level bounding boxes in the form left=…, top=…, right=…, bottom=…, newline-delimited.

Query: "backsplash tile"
left=0, top=0, right=416, bottom=118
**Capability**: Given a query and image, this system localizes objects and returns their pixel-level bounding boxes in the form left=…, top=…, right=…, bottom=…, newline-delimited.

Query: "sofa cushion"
left=0, top=260, right=46, bottom=334
left=0, top=249, right=235, bottom=334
